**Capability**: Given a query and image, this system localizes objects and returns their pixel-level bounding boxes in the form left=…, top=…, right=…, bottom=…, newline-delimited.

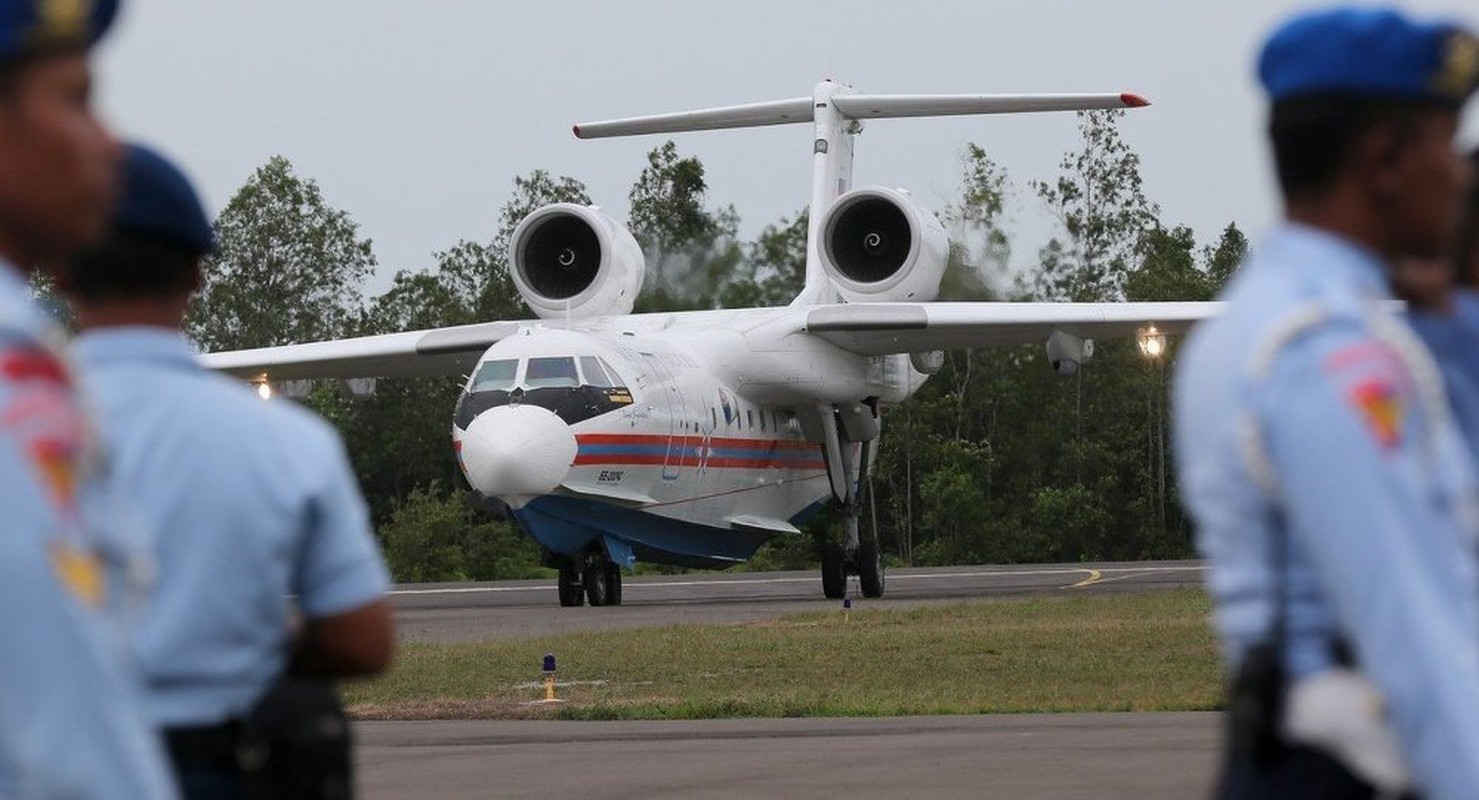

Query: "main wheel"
left=557, top=563, right=585, bottom=607
left=585, top=558, right=612, bottom=606
left=858, top=538, right=885, bottom=599
left=604, top=561, right=623, bottom=606
left=821, top=542, right=846, bottom=599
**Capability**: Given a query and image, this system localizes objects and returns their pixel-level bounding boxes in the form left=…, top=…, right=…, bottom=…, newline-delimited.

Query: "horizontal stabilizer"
left=725, top=514, right=802, bottom=535
left=832, top=92, right=1149, bottom=120
left=573, top=91, right=1148, bottom=139
left=574, top=97, right=813, bottom=139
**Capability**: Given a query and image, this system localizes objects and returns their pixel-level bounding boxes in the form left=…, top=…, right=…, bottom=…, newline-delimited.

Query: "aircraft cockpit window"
left=525, top=356, right=580, bottom=388
left=469, top=359, right=518, bottom=392
left=579, top=356, right=617, bottom=388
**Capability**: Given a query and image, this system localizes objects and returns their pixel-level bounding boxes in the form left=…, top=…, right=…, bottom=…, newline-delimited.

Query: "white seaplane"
left=204, top=79, right=1219, bottom=606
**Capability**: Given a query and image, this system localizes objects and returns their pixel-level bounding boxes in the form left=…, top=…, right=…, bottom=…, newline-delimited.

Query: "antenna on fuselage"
left=573, top=80, right=1150, bottom=306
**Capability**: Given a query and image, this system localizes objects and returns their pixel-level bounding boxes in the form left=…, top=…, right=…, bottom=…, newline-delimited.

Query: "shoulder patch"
left=1347, top=379, right=1404, bottom=449
left=0, top=346, right=69, bottom=386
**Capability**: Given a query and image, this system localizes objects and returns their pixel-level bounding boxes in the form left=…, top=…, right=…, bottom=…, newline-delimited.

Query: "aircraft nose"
left=457, top=405, right=576, bottom=501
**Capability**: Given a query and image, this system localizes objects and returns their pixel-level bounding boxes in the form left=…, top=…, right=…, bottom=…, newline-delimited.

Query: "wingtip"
left=1121, top=92, right=1152, bottom=108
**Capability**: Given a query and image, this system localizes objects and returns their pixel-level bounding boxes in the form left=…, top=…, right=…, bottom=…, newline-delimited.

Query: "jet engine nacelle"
left=509, top=203, right=645, bottom=319
left=820, top=187, right=949, bottom=303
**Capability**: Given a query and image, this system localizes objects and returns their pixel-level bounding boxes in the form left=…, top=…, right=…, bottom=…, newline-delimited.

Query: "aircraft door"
left=639, top=352, right=689, bottom=481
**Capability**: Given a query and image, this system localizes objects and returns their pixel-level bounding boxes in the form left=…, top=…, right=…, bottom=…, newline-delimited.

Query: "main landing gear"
left=814, top=400, right=885, bottom=601
left=554, top=548, right=623, bottom=607
left=820, top=532, right=885, bottom=600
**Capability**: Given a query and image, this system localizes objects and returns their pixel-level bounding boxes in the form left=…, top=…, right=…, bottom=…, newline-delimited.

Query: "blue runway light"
left=543, top=653, right=557, bottom=673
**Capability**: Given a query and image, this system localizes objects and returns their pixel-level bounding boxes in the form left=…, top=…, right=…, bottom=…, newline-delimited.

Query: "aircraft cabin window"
left=525, top=357, right=580, bottom=388
left=469, top=359, right=518, bottom=392
left=747, top=410, right=754, bottom=430
left=711, top=408, right=717, bottom=428
left=760, top=411, right=767, bottom=432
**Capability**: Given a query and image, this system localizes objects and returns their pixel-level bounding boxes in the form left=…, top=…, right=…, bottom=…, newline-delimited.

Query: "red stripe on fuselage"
left=573, top=433, right=825, bottom=470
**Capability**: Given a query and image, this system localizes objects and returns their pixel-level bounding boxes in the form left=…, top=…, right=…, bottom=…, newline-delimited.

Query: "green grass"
left=347, top=588, right=1222, bottom=720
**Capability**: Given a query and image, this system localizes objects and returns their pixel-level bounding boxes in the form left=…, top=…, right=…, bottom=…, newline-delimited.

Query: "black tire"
left=821, top=543, right=846, bottom=599
left=858, top=538, right=885, bottom=599
left=557, top=564, right=584, bottom=607
left=605, top=561, right=623, bottom=606
left=585, top=559, right=612, bottom=606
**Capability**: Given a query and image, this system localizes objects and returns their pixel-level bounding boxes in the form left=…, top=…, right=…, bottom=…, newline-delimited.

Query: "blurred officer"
left=60, top=144, right=395, bottom=799
left=1173, top=8, right=1479, bottom=800
left=0, top=1, right=180, bottom=797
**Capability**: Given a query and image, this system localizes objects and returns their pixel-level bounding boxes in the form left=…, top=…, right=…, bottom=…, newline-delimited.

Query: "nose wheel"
left=557, top=563, right=585, bottom=607
left=555, top=551, right=624, bottom=607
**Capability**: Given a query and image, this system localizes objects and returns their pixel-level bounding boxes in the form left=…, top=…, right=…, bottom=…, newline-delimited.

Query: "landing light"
left=1137, top=327, right=1167, bottom=360
left=256, top=382, right=273, bottom=401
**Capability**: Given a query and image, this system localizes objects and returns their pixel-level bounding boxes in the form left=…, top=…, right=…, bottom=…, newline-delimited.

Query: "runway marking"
left=1067, top=569, right=1102, bottom=588
left=389, top=565, right=1205, bottom=597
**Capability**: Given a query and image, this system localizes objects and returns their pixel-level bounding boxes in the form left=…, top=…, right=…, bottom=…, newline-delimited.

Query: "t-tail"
left=574, top=79, right=1150, bottom=305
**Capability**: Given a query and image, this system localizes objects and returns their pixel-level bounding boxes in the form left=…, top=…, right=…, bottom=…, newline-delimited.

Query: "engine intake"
left=509, top=204, right=644, bottom=319
left=820, top=187, right=948, bottom=303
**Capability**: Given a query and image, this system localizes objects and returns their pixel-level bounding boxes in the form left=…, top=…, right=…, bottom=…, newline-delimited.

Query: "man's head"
left=61, top=143, right=213, bottom=318
left=0, top=0, right=120, bottom=273
left=1259, top=7, right=1479, bottom=260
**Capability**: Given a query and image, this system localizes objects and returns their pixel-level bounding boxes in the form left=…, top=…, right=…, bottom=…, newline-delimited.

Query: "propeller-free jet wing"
left=203, top=79, right=1221, bottom=607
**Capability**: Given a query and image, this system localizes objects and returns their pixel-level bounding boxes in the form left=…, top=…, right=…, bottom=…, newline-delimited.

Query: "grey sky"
left=96, top=2, right=1479, bottom=297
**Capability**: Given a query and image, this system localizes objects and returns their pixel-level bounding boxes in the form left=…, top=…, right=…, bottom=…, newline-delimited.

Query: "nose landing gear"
left=554, top=549, right=624, bottom=607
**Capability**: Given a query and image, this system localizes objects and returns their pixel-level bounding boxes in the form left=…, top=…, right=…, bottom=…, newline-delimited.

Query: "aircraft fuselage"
left=451, top=310, right=921, bottom=571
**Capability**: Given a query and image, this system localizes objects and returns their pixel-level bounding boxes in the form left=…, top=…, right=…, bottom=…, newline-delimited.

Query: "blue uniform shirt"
left=0, top=264, right=176, bottom=798
left=1174, top=223, right=1479, bottom=799
left=1408, top=288, right=1479, bottom=460
left=73, top=326, right=391, bottom=727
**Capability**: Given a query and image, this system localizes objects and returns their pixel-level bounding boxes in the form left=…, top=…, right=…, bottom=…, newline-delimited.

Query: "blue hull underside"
left=513, top=496, right=778, bottom=570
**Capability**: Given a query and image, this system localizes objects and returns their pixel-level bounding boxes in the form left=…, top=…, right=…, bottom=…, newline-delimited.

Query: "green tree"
left=188, top=156, right=375, bottom=350
left=1028, top=111, right=1157, bottom=302
left=337, top=263, right=482, bottom=524
left=1124, top=224, right=1209, bottom=302
left=627, top=142, right=742, bottom=310
left=379, top=484, right=545, bottom=582
left=1204, top=222, right=1250, bottom=292
left=629, top=141, right=718, bottom=255
left=721, top=209, right=808, bottom=308
left=940, top=143, right=1012, bottom=300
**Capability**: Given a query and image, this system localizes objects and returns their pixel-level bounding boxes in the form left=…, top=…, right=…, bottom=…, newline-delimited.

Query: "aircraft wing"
left=802, top=301, right=1222, bottom=355
left=198, top=320, right=522, bottom=380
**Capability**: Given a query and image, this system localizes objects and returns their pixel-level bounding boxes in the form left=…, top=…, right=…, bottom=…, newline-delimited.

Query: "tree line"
left=183, top=111, right=1246, bottom=581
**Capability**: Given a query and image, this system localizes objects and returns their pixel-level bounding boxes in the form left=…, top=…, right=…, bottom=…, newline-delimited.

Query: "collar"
left=71, top=327, right=202, bottom=371
left=1261, top=221, right=1394, bottom=300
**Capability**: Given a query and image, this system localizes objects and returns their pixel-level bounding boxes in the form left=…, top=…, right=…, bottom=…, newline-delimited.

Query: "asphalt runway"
left=390, top=559, right=1207, bottom=643
left=365, top=561, right=1218, bottom=798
